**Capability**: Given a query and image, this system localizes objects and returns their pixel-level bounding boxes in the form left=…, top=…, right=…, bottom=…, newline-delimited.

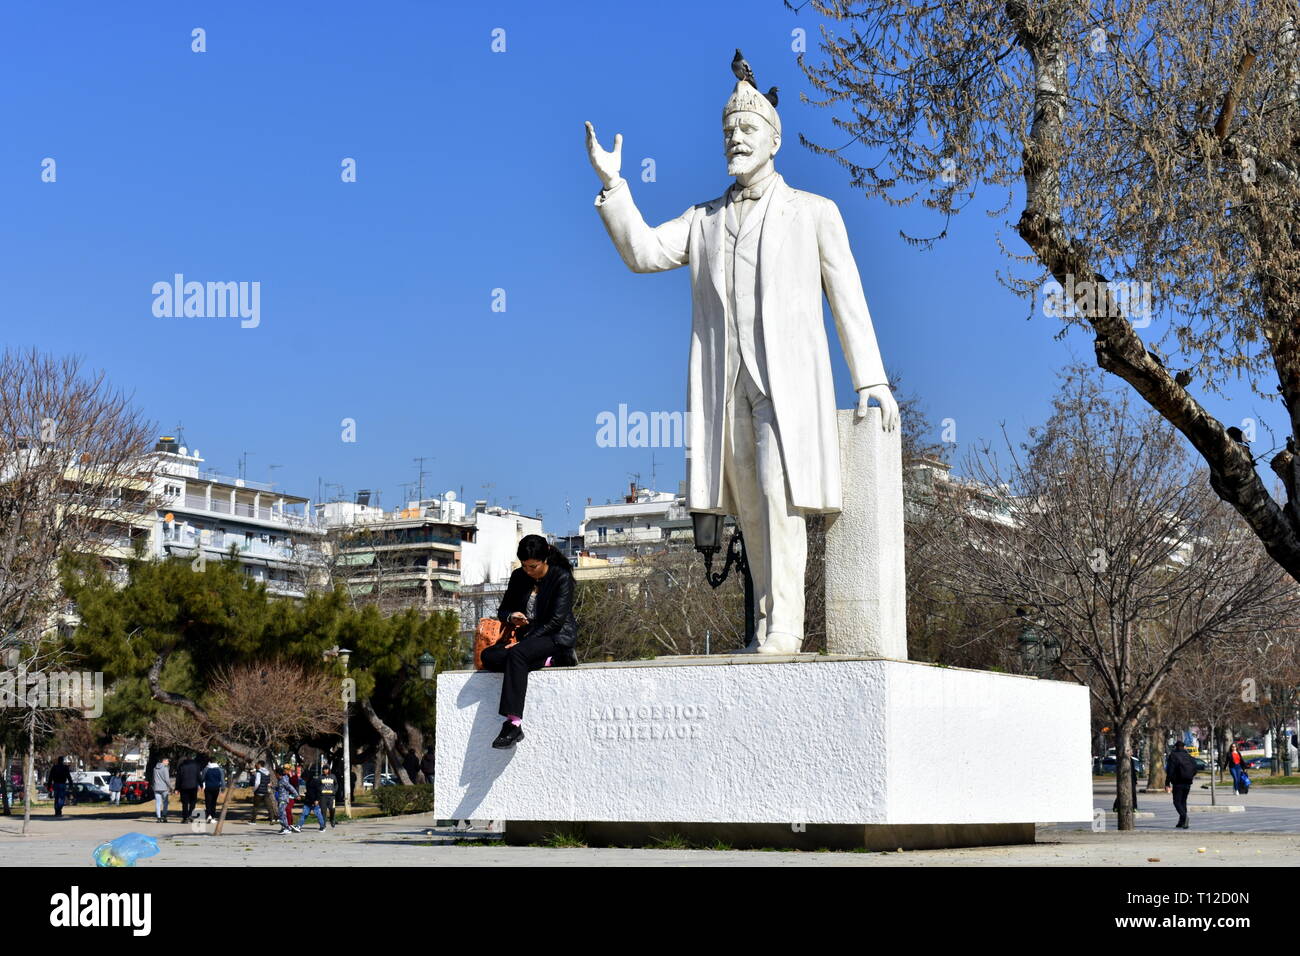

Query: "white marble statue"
left=586, top=75, right=898, bottom=655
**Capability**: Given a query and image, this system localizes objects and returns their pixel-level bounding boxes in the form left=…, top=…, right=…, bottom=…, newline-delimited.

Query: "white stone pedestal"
left=434, top=655, right=1092, bottom=848
left=824, top=407, right=907, bottom=658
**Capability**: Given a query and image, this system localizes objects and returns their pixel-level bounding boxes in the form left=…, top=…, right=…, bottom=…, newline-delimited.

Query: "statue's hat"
left=723, top=81, right=780, bottom=137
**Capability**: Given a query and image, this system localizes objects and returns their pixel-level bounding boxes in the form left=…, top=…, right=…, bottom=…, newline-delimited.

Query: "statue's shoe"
left=756, top=632, right=801, bottom=654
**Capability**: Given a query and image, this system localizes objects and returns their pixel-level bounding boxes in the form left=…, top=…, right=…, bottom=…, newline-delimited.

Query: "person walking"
left=318, top=766, right=338, bottom=828
left=283, top=763, right=301, bottom=825
left=202, top=758, right=225, bottom=823
left=152, top=758, right=172, bottom=823
left=1164, top=740, right=1198, bottom=829
left=249, top=761, right=277, bottom=825
left=298, top=770, right=327, bottom=831
left=175, top=755, right=201, bottom=823
left=47, top=757, right=72, bottom=818
left=1227, top=743, right=1249, bottom=795
left=274, top=766, right=300, bottom=834
left=480, top=535, right=580, bottom=749
left=419, top=745, right=435, bottom=784
left=108, top=771, right=123, bottom=806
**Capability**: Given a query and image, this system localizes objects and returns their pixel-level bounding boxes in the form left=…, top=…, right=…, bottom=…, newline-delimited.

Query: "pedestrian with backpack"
left=249, top=761, right=278, bottom=825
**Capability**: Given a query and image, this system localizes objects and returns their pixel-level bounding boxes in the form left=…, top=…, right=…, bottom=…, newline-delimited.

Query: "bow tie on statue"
left=731, top=178, right=773, bottom=202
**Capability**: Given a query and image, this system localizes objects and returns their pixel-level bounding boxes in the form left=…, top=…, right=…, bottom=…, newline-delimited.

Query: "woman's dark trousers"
left=480, top=633, right=557, bottom=717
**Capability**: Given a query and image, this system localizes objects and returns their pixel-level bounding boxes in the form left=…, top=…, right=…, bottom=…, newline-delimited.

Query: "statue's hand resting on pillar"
left=584, top=122, right=623, bottom=190
left=857, top=384, right=900, bottom=432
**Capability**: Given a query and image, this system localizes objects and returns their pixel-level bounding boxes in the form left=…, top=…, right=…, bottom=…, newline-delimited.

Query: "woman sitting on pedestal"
left=481, top=534, right=579, bottom=749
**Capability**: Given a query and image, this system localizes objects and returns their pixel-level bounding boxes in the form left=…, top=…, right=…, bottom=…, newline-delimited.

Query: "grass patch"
left=646, top=832, right=692, bottom=850
left=538, top=828, right=587, bottom=848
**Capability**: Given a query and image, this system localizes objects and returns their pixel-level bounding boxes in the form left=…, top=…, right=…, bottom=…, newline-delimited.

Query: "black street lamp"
left=691, top=512, right=756, bottom=649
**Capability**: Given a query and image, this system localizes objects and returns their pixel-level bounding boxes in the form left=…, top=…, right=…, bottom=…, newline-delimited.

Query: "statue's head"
left=723, top=81, right=780, bottom=178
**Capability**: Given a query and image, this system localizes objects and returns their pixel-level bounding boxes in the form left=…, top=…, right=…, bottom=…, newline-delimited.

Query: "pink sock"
left=544, top=656, right=552, bottom=667
left=508, top=715, right=522, bottom=726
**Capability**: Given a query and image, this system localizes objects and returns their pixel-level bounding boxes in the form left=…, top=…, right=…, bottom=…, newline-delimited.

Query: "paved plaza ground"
left=2, top=782, right=1296, bottom=866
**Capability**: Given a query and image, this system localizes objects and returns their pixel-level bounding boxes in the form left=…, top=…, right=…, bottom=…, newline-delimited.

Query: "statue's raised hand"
left=584, top=121, right=623, bottom=190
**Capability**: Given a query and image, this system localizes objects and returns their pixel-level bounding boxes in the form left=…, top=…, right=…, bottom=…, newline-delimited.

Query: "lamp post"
left=324, top=646, right=353, bottom=820
left=690, top=512, right=755, bottom=649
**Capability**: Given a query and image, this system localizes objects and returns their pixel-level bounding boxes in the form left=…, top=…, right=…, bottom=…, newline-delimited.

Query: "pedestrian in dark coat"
left=202, top=760, right=225, bottom=823
left=1164, top=740, right=1198, bottom=829
left=175, top=756, right=202, bottom=823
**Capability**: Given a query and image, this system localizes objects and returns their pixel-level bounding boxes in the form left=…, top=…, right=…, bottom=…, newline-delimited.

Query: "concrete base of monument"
left=434, top=655, right=1092, bottom=846
left=502, top=820, right=1035, bottom=851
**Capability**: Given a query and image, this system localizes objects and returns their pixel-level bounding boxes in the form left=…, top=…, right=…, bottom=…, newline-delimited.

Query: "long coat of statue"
left=595, top=173, right=889, bottom=514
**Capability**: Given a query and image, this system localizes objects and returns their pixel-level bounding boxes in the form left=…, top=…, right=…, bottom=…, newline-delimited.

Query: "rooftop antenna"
left=267, top=464, right=283, bottom=488
left=650, top=452, right=658, bottom=491
left=239, top=451, right=254, bottom=481
left=414, top=456, right=433, bottom=504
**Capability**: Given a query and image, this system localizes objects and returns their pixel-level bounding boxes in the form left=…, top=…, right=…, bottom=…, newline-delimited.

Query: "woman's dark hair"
left=517, top=534, right=572, bottom=574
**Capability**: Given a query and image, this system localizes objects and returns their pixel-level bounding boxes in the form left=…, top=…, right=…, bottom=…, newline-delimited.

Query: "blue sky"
left=0, top=1, right=1276, bottom=535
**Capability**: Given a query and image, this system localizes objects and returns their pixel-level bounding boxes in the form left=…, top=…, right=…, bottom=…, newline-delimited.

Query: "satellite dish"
left=179, top=446, right=188, bottom=456
left=444, top=490, right=457, bottom=502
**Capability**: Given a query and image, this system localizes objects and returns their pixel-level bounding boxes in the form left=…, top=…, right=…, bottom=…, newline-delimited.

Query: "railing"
left=172, top=496, right=320, bottom=530
left=197, top=471, right=276, bottom=492
left=590, top=528, right=666, bottom=546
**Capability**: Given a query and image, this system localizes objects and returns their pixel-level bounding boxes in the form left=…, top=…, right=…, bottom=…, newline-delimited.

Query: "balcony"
left=588, top=528, right=666, bottom=547
left=162, top=529, right=302, bottom=562
left=175, top=494, right=320, bottom=532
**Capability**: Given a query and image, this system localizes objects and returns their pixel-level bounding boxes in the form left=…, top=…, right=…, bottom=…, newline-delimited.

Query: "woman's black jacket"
left=496, top=563, right=579, bottom=661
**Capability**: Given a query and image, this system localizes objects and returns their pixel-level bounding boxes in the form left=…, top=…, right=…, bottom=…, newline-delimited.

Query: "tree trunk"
left=1115, top=720, right=1136, bottom=830
left=22, top=721, right=34, bottom=834
left=1208, top=720, right=1217, bottom=805
left=359, top=698, right=413, bottom=785
left=0, top=743, right=8, bottom=816
left=212, top=762, right=242, bottom=837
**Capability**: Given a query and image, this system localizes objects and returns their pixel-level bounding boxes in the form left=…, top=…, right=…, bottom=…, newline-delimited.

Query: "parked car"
left=1193, top=757, right=1208, bottom=773
left=1098, top=756, right=1146, bottom=775
left=362, top=773, right=398, bottom=790
left=68, top=782, right=111, bottom=804
left=119, top=780, right=152, bottom=803
left=1244, top=756, right=1272, bottom=770
left=71, top=771, right=112, bottom=789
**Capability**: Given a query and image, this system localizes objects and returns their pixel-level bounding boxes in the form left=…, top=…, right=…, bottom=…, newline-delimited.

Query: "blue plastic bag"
left=92, top=832, right=161, bottom=867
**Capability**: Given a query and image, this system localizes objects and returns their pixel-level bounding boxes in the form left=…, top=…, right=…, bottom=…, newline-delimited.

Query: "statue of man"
left=585, top=77, right=898, bottom=654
